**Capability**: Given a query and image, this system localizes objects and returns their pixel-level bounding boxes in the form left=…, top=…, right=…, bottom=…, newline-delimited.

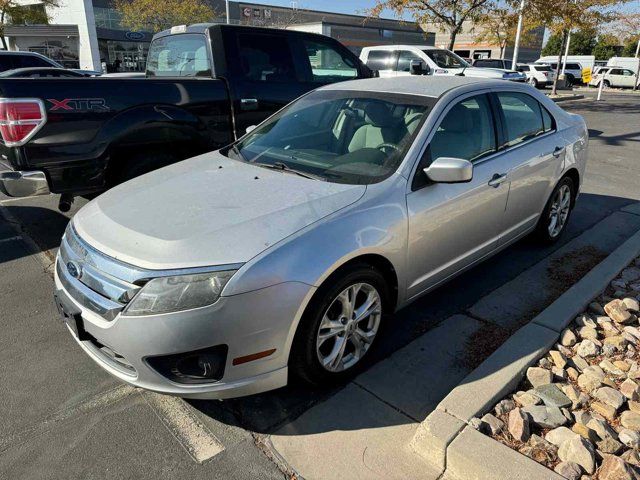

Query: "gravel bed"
left=473, top=257, right=640, bottom=480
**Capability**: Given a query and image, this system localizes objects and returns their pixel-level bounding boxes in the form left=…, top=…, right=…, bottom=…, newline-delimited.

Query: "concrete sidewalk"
left=269, top=202, right=640, bottom=479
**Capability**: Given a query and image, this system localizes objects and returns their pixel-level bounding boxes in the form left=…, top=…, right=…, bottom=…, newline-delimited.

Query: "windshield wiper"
left=254, top=161, right=325, bottom=181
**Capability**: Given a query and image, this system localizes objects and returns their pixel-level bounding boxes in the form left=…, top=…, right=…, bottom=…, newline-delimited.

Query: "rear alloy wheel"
left=529, top=77, right=538, bottom=88
left=290, top=265, right=388, bottom=386
left=534, top=177, right=575, bottom=244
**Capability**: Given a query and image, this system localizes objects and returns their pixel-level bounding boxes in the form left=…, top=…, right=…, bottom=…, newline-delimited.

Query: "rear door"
left=222, top=28, right=311, bottom=136
left=492, top=91, right=564, bottom=244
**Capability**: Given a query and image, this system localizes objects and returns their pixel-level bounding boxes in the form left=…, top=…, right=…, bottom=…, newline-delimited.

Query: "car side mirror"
left=410, top=60, right=429, bottom=76
left=424, top=157, right=473, bottom=183
left=246, top=125, right=257, bottom=134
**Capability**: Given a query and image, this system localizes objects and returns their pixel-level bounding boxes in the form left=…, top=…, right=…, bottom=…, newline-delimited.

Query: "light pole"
left=561, top=30, right=571, bottom=75
left=635, top=37, right=640, bottom=91
left=226, top=0, right=230, bottom=24
left=511, top=0, right=526, bottom=66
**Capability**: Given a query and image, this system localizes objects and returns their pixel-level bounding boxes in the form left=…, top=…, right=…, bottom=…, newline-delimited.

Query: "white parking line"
left=142, top=392, right=225, bottom=464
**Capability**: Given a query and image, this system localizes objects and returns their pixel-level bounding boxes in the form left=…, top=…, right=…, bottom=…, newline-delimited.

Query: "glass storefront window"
left=13, top=36, right=79, bottom=68
left=94, top=7, right=126, bottom=31
left=99, top=39, right=149, bottom=72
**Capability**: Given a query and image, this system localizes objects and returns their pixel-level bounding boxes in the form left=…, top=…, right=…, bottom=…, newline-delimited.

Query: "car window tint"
left=504, top=60, right=513, bottom=69
left=235, top=33, right=295, bottom=83
left=146, top=33, right=211, bottom=77
left=566, top=63, right=581, bottom=70
left=396, top=50, right=422, bottom=72
left=302, top=38, right=358, bottom=82
left=365, top=50, right=395, bottom=71
left=474, top=60, right=493, bottom=67
left=429, top=95, right=496, bottom=162
left=518, top=65, right=529, bottom=72
left=610, top=69, right=622, bottom=75
left=0, top=56, right=15, bottom=72
left=17, top=55, right=53, bottom=68
left=497, top=92, right=544, bottom=147
left=540, top=105, right=554, bottom=132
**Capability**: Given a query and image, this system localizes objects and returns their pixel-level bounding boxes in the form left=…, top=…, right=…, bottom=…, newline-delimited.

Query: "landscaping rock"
left=597, top=436, right=624, bottom=455
left=534, top=383, right=573, bottom=408
left=480, top=413, right=504, bottom=435
left=561, top=329, right=578, bottom=347
left=554, top=461, right=582, bottom=480
left=558, top=436, right=596, bottom=474
left=514, top=390, right=541, bottom=407
left=522, top=405, right=568, bottom=429
left=623, top=297, right=640, bottom=312
left=553, top=366, right=568, bottom=381
left=605, top=335, right=629, bottom=351
left=621, top=267, right=640, bottom=283
left=590, top=302, right=606, bottom=315
left=578, top=371, right=603, bottom=392
left=595, top=387, right=626, bottom=410
left=591, top=401, right=618, bottom=421
left=621, top=379, right=640, bottom=401
left=571, top=423, right=599, bottom=443
left=603, top=343, right=618, bottom=357
left=572, top=355, right=590, bottom=372
left=577, top=314, right=597, bottom=328
left=621, top=411, right=640, bottom=431
left=574, top=410, right=592, bottom=426
left=494, top=399, right=516, bottom=416
left=508, top=407, right=530, bottom=442
left=587, top=418, right=617, bottom=441
left=615, top=359, right=632, bottom=372
left=578, top=326, right=599, bottom=341
left=567, top=367, right=580, bottom=381
left=598, top=454, right=635, bottom=480
left=469, top=417, right=483, bottom=430
left=605, top=299, right=633, bottom=324
left=550, top=350, right=568, bottom=369
left=622, top=449, right=640, bottom=467
left=546, top=427, right=578, bottom=447
left=619, top=429, right=640, bottom=449
left=601, top=359, right=627, bottom=377
left=576, top=339, right=600, bottom=357
left=527, top=367, right=553, bottom=388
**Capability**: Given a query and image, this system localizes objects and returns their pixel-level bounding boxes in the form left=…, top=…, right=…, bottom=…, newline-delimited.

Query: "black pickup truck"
left=0, top=24, right=372, bottom=210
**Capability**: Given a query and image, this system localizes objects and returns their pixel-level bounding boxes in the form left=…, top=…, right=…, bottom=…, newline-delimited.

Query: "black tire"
left=565, top=73, right=574, bottom=86
left=290, top=264, right=389, bottom=387
left=529, top=77, right=539, bottom=88
left=603, top=80, right=611, bottom=89
left=534, top=176, right=576, bottom=244
left=115, top=151, right=177, bottom=184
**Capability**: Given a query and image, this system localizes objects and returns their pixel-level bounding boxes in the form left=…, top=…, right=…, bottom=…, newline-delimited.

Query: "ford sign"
left=125, top=31, right=145, bottom=41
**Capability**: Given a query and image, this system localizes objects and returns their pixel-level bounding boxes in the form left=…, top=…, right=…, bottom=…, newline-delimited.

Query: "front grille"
left=58, top=224, right=141, bottom=321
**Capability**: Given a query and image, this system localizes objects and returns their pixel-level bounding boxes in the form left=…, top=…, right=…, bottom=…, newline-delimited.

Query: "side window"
left=496, top=92, right=545, bottom=147
left=302, top=39, right=358, bottom=82
left=0, top=56, right=16, bottom=72
left=365, top=50, right=395, bottom=71
left=517, top=65, right=529, bottom=72
left=17, top=55, right=53, bottom=68
left=236, top=33, right=295, bottom=83
left=623, top=69, right=635, bottom=76
left=540, top=105, right=555, bottom=132
left=474, top=60, right=492, bottom=67
left=396, top=50, right=422, bottom=72
left=610, top=69, right=622, bottom=76
left=429, top=95, right=496, bottom=163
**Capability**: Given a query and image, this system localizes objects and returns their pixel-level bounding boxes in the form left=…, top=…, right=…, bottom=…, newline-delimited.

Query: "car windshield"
left=225, top=90, right=433, bottom=185
left=423, top=49, right=469, bottom=69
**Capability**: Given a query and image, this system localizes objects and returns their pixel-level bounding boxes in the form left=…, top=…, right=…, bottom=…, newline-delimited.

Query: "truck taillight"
left=0, top=98, right=47, bottom=146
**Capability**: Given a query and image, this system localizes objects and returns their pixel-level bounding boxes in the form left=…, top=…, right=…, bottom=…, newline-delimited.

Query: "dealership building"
left=4, top=0, right=433, bottom=72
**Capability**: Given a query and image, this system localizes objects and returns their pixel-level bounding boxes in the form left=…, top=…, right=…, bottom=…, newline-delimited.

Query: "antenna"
left=291, top=1, right=298, bottom=10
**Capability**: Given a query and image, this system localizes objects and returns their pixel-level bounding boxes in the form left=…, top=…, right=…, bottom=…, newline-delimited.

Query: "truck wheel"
left=603, top=80, right=611, bottom=88
left=116, top=152, right=177, bottom=184
left=529, top=77, right=538, bottom=88
left=565, top=74, right=574, bottom=86
left=290, top=264, right=389, bottom=387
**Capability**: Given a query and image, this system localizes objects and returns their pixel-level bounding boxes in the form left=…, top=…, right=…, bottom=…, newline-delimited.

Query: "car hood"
left=461, top=67, right=522, bottom=80
left=73, top=152, right=366, bottom=270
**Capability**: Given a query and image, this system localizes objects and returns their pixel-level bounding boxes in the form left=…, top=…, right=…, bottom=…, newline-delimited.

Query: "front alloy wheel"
left=316, top=283, right=382, bottom=372
left=290, top=264, right=388, bottom=386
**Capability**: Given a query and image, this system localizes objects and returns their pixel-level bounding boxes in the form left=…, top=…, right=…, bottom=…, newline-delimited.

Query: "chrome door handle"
left=552, top=146, right=565, bottom=158
left=488, top=173, right=507, bottom=188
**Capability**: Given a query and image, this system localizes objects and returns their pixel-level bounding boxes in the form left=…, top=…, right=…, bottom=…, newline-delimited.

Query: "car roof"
left=318, top=75, right=506, bottom=98
left=0, top=51, right=48, bottom=56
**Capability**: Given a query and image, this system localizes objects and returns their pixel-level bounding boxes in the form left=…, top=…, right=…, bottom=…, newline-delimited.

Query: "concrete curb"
left=549, top=94, right=585, bottom=103
left=411, top=223, right=640, bottom=479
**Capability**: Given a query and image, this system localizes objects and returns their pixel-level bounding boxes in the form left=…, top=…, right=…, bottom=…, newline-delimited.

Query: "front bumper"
left=54, top=250, right=315, bottom=399
left=0, top=162, right=50, bottom=197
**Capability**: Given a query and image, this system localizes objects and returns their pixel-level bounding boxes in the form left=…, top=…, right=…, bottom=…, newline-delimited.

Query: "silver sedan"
left=54, top=76, right=588, bottom=399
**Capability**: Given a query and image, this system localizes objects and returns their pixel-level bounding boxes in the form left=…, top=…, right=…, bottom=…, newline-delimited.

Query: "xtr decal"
left=47, top=98, right=110, bottom=112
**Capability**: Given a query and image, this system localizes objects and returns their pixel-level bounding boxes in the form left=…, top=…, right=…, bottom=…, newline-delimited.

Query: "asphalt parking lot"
left=1, top=88, right=639, bottom=479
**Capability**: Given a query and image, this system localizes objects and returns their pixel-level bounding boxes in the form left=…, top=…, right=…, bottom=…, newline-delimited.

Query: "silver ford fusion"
left=54, top=76, right=588, bottom=399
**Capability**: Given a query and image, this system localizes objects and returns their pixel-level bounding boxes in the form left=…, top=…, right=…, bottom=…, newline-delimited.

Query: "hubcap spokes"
left=316, top=283, right=382, bottom=372
left=548, top=185, right=571, bottom=238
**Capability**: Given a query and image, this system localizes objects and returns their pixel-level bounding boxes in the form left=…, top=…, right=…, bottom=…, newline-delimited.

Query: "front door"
left=405, top=93, right=511, bottom=298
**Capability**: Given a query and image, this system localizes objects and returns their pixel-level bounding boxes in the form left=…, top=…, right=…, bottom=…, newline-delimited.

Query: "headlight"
left=122, top=270, right=236, bottom=316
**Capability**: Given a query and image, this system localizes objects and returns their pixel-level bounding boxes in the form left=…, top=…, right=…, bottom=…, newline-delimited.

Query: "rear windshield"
left=423, top=49, right=469, bottom=69
left=534, top=65, right=551, bottom=71
left=146, top=33, right=211, bottom=77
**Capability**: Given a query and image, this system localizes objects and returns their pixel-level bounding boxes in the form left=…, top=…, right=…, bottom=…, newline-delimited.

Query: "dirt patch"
left=546, top=245, right=607, bottom=296
left=457, top=321, right=512, bottom=371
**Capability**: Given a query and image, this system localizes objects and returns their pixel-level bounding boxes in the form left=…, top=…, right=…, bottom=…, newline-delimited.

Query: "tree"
left=473, top=7, right=533, bottom=58
left=592, top=33, right=621, bottom=59
left=0, top=0, right=59, bottom=49
left=368, top=0, right=497, bottom=50
left=622, top=35, right=639, bottom=56
left=114, top=0, right=218, bottom=33
left=519, top=0, right=630, bottom=94
left=541, top=29, right=596, bottom=56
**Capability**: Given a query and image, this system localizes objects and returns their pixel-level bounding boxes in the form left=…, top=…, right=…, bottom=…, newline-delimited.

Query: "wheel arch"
left=561, top=167, right=580, bottom=207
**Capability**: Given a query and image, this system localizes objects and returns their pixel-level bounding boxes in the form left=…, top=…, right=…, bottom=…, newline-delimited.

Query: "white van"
left=607, top=57, right=640, bottom=72
left=360, top=45, right=525, bottom=82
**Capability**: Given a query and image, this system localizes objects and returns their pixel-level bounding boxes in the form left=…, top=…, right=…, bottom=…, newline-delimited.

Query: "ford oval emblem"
left=66, top=261, right=82, bottom=279
left=125, top=31, right=145, bottom=41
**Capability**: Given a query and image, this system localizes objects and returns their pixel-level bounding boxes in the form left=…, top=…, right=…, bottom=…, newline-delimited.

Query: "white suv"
left=360, top=45, right=525, bottom=82
left=517, top=64, right=556, bottom=88
left=589, top=67, right=638, bottom=89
